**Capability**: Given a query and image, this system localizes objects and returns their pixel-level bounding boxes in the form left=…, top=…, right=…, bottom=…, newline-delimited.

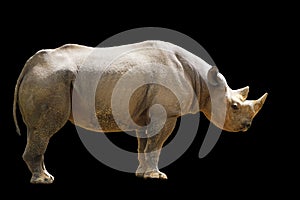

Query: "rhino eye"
left=231, top=103, right=239, bottom=110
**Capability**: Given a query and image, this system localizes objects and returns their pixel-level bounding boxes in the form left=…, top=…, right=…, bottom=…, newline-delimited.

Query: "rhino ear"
left=208, top=66, right=222, bottom=86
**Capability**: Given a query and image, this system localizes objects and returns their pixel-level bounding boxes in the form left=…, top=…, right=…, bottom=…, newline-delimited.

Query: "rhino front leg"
left=135, top=129, right=148, bottom=177
left=143, top=117, right=177, bottom=180
left=22, top=129, right=54, bottom=184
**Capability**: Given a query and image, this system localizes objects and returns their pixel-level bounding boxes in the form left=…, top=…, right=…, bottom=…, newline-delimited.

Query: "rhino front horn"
left=254, top=93, right=268, bottom=113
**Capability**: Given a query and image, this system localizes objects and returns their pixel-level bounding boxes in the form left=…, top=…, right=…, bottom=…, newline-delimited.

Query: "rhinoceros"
left=13, top=40, right=267, bottom=184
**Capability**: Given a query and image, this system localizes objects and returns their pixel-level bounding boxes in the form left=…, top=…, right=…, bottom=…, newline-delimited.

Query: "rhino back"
left=72, top=42, right=196, bottom=132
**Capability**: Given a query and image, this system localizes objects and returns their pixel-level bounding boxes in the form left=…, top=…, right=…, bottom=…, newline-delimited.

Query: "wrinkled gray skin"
left=13, top=41, right=267, bottom=184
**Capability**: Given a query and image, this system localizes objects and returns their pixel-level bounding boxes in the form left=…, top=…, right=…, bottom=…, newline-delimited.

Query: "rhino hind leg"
left=23, top=128, right=54, bottom=184
left=22, top=100, right=71, bottom=184
left=19, top=70, right=73, bottom=184
left=22, top=99, right=71, bottom=184
left=142, top=118, right=177, bottom=180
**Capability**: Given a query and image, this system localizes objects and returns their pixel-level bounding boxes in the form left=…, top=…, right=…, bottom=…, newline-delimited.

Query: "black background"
left=1, top=2, right=295, bottom=198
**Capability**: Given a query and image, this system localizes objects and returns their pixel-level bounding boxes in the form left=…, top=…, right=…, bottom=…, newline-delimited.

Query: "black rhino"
left=13, top=41, right=267, bottom=184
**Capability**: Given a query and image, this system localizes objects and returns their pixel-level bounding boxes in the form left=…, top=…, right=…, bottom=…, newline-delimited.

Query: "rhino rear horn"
left=254, top=93, right=268, bottom=113
left=236, top=86, right=249, bottom=101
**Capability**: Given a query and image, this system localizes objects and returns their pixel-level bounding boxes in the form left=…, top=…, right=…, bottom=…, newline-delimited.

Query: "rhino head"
left=202, top=66, right=268, bottom=132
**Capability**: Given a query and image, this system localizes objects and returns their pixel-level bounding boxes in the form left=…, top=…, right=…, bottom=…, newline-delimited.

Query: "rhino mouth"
left=241, top=127, right=248, bottom=132
left=231, top=126, right=249, bottom=132
left=239, top=122, right=252, bottom=132
left=226, top=126, right=249, bottom=132
left=239, top=125, right=250, bottom=132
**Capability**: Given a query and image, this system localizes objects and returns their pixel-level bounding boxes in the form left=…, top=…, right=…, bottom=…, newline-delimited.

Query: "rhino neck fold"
left=198, top=73, right=211, bottom=118
left=176, top=48, right=212, bottom=116
left=189, top=66, right=211, bottom=116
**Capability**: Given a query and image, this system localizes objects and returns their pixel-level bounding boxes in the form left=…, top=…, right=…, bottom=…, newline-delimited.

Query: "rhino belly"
left=70, top=92, right=142, bottom=133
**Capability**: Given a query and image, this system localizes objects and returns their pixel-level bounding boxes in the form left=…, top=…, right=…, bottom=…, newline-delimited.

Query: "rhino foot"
left=30, top=171, right=54, bottom=184
left=143, top=170, right=168, bottom=180
left=135, top=165, right=147, bottom=178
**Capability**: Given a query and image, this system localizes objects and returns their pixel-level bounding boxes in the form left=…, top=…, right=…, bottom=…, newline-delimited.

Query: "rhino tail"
left=13, top=56, right=36, bottom=136
left=13, top=66, right=25, bottom=135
